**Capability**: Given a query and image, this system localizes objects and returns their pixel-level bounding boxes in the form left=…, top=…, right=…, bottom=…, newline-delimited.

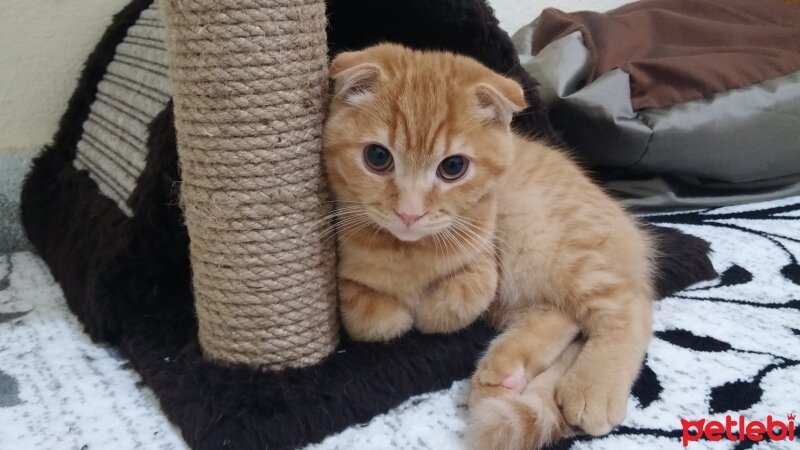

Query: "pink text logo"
left=681, top=414, right=796, bottom=447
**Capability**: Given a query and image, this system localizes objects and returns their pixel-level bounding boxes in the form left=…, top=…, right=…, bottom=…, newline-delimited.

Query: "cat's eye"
left=437, top=155, right=469, bottom=181
left=363, top=144, right=394, bottom=173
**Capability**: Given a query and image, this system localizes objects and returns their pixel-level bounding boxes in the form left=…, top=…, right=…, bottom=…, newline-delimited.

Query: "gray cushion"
left=514, top=25, right=800, bottom=207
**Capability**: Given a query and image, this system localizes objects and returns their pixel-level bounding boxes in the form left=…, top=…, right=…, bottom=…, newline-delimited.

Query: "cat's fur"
left=322, top=44, right=654, bottom=449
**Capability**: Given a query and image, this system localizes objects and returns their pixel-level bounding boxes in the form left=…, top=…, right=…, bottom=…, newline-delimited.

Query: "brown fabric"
left=532, top=0, right=800, bottom=110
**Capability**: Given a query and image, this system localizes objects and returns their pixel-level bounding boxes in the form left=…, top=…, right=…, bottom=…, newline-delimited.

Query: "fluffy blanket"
left=3, top=195, right=798, bottom=449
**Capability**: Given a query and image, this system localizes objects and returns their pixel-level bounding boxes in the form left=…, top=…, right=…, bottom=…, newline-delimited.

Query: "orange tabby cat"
left=322, top=44, right=654, bottom=449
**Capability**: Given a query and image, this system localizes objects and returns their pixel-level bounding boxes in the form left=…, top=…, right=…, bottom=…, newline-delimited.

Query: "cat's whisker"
left=452, top=219, right=519, bottom=285
left=451, top=218, right=495, bottom=253
left=334, top=218, right=378, bottom=245
left=450, top=234, right=501, bottom=287
left=452, top=214, right=486, bottom=226
left=313, top=215, right=367, bottom=237
left=324, top=200, right=370, bottom=206
left=431, top=232, right=444, bottom=258
left=436, top=229, right=454, bottom=253
left=449, top=223, right=484, bottom=257
left=437, top=230, right=486, bottom=292
left=319, top=222, right=363, bottom=244
left=330, top=213, right=371, bottom=231
left=319, top=213, right=371, bottom=241
left=332, top=205, right=369, bottom=212
left=321, top=221, right=366, bottom=247
left=310, top=207, right=354, bottom=222
left=329, top=214, right=372, bottom=232
left=333, top=204, right=369, bottom=209
left=365, top=222, right=383, bottom=248
left=312, top=206, right=372, bottom=228
left=310, top=213, right=355, bottom=230
left=454, top=216, right=516, bottom=255
left=436, top=232, right=449, bottom=257
left=442, top=228, right=470, bottom=259
left=323, top=218, right=368, bottom=238
left=448, top=223, right=509, bottom=283
left=309, top=206, right=365, bottom=226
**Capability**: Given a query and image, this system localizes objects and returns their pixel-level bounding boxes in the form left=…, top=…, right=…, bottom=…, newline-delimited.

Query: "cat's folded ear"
left=329, top=51, right=383, bottom=105
left=474, top=76, right=527, bottom=126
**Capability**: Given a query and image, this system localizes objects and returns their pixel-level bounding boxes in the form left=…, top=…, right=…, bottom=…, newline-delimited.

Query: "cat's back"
left=498, top=135, right=605, bottom=219
left=495, top=135, right=651, bottom=304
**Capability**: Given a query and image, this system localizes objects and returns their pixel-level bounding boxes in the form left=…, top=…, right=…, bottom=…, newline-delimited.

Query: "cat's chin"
left=387, top=227, right=430, bottom=243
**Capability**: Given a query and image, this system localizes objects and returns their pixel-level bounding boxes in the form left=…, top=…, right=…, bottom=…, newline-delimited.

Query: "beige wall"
left=488, top=0, right=633, bottom=37
left=0, top=0, right=130, bottom=151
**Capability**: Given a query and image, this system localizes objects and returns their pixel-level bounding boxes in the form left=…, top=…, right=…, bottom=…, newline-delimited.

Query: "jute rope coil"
left=160, top=0, right=339, bottom=369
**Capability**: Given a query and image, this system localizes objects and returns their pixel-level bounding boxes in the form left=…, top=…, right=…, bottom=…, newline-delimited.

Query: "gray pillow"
left=514, top=19, right=800, bottom=208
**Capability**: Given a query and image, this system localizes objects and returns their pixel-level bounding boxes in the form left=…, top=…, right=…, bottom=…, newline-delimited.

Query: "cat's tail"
left=467, top=341, right=581, bottom=450
left=468, top=391, right=569, bottom=450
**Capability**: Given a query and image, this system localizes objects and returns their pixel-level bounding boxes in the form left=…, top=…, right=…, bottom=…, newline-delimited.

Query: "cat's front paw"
left=339, top=279, right=413, bottom=342
left=473, top=347, right=528, bottom=394
left=414, top=257, right=497, bottom=334
left=555, top=368, right=628, bottom=436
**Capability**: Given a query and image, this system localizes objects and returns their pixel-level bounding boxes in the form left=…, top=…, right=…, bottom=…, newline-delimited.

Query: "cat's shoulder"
left=510, top=133, right=583, bottom=174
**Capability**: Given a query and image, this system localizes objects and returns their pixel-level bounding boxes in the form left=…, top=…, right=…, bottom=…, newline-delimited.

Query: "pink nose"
left=395, top=211, right=423, bottom=227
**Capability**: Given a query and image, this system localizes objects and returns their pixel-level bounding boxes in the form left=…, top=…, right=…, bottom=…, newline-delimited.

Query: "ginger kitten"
left=322, top=44, right=654, bottom=449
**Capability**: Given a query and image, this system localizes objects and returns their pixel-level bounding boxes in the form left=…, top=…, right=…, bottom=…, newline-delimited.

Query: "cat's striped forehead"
left=376, top=62, right=479, bottom=171
left=384, top=86, right=458, bottom=170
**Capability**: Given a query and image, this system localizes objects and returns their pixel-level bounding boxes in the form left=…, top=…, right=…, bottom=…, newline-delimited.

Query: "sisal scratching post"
left=160, top=0, right=338, bottom=369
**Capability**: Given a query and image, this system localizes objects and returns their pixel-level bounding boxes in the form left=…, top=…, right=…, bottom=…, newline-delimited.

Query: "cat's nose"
left=395, top=211, right=424, bottom=227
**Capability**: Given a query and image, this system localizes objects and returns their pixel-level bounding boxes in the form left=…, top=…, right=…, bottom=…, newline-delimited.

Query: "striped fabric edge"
left=73, top=1, right=170, bottom=217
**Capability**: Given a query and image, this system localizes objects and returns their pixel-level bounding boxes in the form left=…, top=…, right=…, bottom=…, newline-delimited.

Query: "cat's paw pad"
left=501, top=367, right=527, bottom=392
left=474, top=359, right=527, bottom=394
left=555, top=373, right=627, bottom=436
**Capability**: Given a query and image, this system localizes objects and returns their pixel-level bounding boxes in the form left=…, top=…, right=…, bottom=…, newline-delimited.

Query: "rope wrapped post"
left=160, top=0, right=338, bottom=369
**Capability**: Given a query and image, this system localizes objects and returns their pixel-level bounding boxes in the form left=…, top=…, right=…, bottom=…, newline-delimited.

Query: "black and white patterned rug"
left=1, top=197, right=799, bottom=449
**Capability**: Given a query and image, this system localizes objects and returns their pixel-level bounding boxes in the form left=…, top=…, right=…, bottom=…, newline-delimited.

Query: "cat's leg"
left=472, top=306, right=579, bottom=394
left=414, top=250, right=497, bottom=334
left=468, top=341, right=581, bottom=450
left=555, top=287, right=652, bottom=436
left=339, top=278, right=414, bottom=341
